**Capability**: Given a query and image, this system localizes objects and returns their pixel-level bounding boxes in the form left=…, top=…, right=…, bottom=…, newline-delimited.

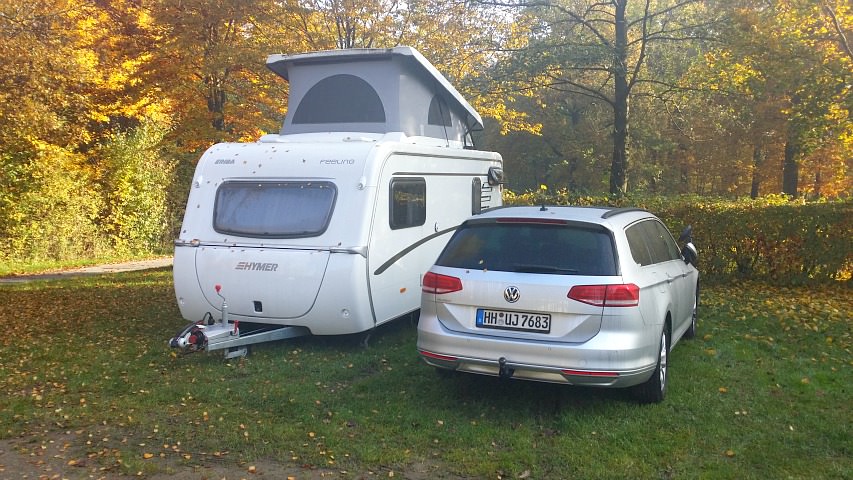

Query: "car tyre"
left=634, top=326, right=669, bottom=404
left=684, top=284, right=699, bottom=339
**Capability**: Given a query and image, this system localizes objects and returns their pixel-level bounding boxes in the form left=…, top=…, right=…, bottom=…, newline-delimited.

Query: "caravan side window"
left=428, top=95, right=452, bottom=127
left=293, top=74, right=386, bottom=124
left=389, top=178, right=426, bottom=230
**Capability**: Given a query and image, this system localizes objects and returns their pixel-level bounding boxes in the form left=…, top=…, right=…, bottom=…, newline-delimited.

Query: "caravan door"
left=367, top=154, right=486, bottom=325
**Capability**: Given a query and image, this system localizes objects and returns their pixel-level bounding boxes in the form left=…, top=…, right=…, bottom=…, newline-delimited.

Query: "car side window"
left=652, top=221, right=682, bottom=261
left=627, top=220, right=682, bottom=266
left=626, top=223, right=654, bottom=266
left=640, top=220, right=672, bottom=264
left=389, top=178, right=426, bottom=229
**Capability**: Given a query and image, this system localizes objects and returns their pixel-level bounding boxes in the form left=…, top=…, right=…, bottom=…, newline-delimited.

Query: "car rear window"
left=436, top=221, right=617, bottom=275
left=213, top=181, right=336, bottom=238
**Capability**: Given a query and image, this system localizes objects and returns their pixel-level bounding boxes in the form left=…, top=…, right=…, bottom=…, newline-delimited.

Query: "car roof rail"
left=600, top=207, right=648, bottom=219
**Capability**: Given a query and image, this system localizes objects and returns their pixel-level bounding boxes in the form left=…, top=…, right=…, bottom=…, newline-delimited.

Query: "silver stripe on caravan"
left=174, top=240, right=367, bottom=258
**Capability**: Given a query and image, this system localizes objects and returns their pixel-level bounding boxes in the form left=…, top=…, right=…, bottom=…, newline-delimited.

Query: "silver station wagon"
left=417, top=206, right=699, bottom=403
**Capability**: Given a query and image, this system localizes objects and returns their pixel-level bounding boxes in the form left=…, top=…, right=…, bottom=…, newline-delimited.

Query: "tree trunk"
left=782, top=138, right=800, bottom=197
left=207, top=75, right=226, bottom=132
left=610, top=1, right=629, bottom=196
left=814, top=169, right=822, bottom=198
left=750, top=144, right=764, bottom=199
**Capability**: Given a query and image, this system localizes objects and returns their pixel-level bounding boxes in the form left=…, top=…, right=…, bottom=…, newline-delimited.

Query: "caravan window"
left=428, top=95, right=452, bottom=127
left=214, top=181, right=337, bottom=238
left=293, top=74, right=386, bottom=124
left=389, top=178, right=426, bottom=230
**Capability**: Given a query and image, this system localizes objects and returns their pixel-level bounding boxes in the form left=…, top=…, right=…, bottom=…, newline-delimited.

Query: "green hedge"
left=504, top=190, right=852, bottom=285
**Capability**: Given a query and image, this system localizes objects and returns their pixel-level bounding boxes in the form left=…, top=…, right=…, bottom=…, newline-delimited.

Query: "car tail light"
left=422, top=272, right=463, bottom=294
left=568, top=284, right=639, bottom=307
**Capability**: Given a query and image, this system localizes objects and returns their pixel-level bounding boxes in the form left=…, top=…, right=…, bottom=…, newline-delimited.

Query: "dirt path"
left=0, top=257, right=173, bottom=284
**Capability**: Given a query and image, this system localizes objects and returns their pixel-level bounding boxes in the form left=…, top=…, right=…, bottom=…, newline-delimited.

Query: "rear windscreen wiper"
left=510, top=264, right=579, bottom=274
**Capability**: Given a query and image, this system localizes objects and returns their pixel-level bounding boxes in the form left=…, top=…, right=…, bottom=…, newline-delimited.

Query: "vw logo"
left=503, top=286, right=520, bottom=303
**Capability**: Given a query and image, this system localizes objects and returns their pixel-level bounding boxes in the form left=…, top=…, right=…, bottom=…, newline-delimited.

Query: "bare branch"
left=628, top=0, right=652, bottom=92
left=626, top=0, right=703, bottom=30
left=822, top=2, right=853, bottom=61
left=544, top=72, right=614, bottom=105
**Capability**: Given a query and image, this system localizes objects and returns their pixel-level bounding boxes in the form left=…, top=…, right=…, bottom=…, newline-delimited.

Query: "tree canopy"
left=0, top=0, right=849, bottom=263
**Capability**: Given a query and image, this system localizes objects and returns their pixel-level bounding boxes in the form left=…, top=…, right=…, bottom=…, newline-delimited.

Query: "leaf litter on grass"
left=1, top=273, right=851, bottom=478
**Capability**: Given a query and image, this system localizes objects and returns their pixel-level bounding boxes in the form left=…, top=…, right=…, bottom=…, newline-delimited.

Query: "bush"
left=503, top=189, right=852, bottom=285
left=0, top=119, right=180, bottom=268
left=0, top=143, right=106, bottom=262
left=95, top=119, right=175, bottom=255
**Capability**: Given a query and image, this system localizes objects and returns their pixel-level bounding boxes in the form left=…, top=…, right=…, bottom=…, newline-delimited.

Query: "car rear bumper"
left=417, top=317, right=660, bottom=388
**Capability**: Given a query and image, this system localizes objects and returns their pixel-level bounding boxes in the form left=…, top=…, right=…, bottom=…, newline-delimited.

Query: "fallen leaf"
left=143, top=453, right=154, bottom=459
left=718, top=387, right=728, bottom=393
left=725, top=449, right=735, bottom=458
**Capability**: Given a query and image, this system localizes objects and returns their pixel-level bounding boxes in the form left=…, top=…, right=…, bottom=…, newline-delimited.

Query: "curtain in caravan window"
left=214, top=181, right=337, bottom=238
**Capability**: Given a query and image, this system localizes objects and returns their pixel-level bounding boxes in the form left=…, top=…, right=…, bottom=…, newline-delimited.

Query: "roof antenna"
left=540, top=205, right=548, bottom=211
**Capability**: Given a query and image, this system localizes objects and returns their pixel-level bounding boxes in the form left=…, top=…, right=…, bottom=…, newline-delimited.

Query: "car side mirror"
left=487, top=166, right=504, bottom=186
left=678, top=225, right=693, bottom=243
left=681, top=242, right=697, bottom=267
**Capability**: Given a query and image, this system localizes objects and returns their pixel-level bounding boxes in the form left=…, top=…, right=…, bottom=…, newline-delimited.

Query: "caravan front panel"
left=194, top=247, right=331, bottom=318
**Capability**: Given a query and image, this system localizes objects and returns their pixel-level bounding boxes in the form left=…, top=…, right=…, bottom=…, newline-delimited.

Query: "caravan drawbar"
left=170, top=47, right=504, bottom=356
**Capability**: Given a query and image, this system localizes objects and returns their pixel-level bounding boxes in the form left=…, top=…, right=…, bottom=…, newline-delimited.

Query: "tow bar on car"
left=169, top=284, right=308, bottom=359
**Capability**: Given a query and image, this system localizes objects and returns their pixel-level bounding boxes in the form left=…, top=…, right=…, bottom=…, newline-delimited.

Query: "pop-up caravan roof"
left=266, top=47, right=483, bottom=147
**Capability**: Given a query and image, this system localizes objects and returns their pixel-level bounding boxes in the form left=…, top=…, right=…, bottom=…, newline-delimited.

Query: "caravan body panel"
left=174, top=134, right=502, bottom=335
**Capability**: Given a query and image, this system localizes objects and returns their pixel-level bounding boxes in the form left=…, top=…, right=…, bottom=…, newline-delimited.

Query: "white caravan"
left=171, top=47, right=503, bottom=356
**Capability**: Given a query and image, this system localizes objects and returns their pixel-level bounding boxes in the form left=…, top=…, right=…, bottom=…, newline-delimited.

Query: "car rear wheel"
left=634, top=327, right=669, bottom=404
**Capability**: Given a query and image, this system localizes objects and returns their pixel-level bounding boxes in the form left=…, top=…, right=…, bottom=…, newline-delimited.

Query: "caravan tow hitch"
left=169, top=284, right=309, bottom=358
left=170, top=285, right=246, bottom=358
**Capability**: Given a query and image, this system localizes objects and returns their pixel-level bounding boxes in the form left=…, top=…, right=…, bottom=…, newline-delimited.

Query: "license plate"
left=476, top=309, right=551, bottom=333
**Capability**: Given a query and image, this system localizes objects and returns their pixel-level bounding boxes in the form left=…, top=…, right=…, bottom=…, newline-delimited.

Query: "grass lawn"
left=0, top=269, right=850, bottom=478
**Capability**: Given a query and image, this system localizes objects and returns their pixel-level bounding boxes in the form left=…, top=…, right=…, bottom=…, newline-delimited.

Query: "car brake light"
left=422, top=272, right=463, bottom=294
left=568, top=284, right=639, bottom=307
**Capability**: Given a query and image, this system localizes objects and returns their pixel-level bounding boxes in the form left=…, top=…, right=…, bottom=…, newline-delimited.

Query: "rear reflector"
left=568, top=283, right=639, bottom=307
left=422, top=271, right=463, bottom=294
left=561, top=369, right=620, bottom=378
left=419, top=350, right=458, bottom=362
